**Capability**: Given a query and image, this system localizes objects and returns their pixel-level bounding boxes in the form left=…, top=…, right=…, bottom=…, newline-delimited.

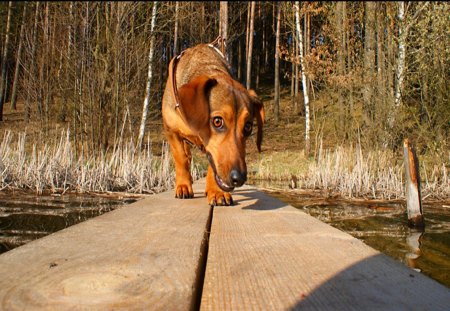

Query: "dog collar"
left=169, top=36, right=230, bottom=122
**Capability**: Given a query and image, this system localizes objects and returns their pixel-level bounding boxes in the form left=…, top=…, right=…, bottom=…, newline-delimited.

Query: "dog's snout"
left=230, top=169, right=247, bottom=187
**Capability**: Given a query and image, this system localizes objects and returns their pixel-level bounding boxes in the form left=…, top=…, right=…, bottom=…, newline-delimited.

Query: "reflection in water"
left=406, top=230, right=423, bottom=271
left=251, top=182, right=450, bottom=288
left=0, top=193, right=138, bottom=254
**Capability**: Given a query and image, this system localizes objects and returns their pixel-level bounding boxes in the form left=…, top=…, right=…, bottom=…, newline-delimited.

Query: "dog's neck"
left=169, top=38, right=231, bottom=120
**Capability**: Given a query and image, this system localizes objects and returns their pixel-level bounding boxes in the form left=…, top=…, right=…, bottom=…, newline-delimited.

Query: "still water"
left=258, top=184, right=450, bottom=288
left=0, top=192, right=137, bottom=254
left=1, top=186, right=449, bottom=289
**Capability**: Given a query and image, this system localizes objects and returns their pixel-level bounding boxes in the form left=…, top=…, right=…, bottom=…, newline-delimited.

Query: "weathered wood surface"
left=201, top=188, right=450, bottom=310
left=1, top=180, right=449, bottom=311
left=403, top=138, right=425, bottom=227
left=0, top=181, right=212, bottom=310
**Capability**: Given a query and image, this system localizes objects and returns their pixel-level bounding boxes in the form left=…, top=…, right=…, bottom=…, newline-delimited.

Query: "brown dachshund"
left=162, top=42, right=264, bottom=206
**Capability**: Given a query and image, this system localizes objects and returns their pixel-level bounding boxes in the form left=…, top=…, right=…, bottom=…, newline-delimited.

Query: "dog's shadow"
left=232, top=188, right=287, bottom=211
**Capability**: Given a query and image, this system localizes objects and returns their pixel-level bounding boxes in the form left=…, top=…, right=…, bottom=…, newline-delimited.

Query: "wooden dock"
left=0, top=180, right=449, bottom=310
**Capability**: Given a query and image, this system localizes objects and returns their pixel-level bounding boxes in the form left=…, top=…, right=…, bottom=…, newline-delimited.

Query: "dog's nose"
left=230, top=169, right=247, bottom=187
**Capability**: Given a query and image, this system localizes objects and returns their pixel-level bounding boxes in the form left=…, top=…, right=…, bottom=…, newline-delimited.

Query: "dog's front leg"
left=205, top=166, right=233, bottom=206
left=166, top=132, right=194, bottom=198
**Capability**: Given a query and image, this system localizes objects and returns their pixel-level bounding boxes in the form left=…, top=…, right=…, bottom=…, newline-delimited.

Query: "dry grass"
left=251, top=143, right=449, bottom=201
left=0, top=91, right=447, bottom=201
left=0, top=130, right=205, bottom=195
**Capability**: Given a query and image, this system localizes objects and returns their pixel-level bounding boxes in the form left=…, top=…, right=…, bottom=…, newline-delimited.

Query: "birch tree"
left=137, top=2, right=158, bottom=150
left=0, top=1, right=13, bottom=121
left=394, top=1, right=406, bottom=111
left=295, top=1, right=311, bottom=155
left=390, top=1, right=429, bottom=129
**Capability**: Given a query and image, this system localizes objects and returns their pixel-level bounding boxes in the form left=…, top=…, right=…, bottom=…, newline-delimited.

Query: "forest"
left=0, top=1, right=448, bottom=198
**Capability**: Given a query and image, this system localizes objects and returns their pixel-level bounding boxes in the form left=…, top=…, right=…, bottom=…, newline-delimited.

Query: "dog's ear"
left=178, top=76, right=217, bottom=137
left=248, top=89, right=265, bottom=152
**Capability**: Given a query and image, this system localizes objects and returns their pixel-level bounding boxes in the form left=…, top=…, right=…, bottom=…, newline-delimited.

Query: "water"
left=251, top=181, right=450, bottom=288
left=0, top=192, right=138, bottom=254
left=2, top=185, right=449, bottom=288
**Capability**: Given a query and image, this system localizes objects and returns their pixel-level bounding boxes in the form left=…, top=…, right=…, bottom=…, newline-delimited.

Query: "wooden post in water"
left=403, top=139, right=425, bottom=228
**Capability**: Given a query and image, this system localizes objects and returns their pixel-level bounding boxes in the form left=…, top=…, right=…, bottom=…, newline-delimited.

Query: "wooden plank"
left=201, top=187, right=450, bottom=310
left=0, top=180, right=211, bottom=310
left=403, top=138, right=425, bottom=227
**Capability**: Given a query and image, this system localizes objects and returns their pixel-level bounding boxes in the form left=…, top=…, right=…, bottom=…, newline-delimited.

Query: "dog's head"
left=177, top=75, right=265, bottom=192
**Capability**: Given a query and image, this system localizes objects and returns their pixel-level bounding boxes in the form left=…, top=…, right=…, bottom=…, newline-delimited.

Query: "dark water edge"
left=249, top=180, right=450, bottom=289
left=0, top=191, right=138, bottom=254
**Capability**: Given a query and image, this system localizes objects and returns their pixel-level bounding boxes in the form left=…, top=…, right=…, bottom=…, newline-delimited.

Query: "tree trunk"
left=336, top=2, right=345, bottom=134
left=262, top=6, right=266, bottom=75
left=238, top=36, right=242, bottom=81
left=290, top=9, right=297, bottom=112
left=377, top=2, right=386, bottom=98
left=363, top=1, right=376, bottom=124
left=246, top=3, right=250, bottom=58
left=220, top=1, right=228, bottom=58
left=200, top=3, right=206, bottom=42
left=264, top=6, right=271, bottom=74
left=346, top=3, right=354, bottom=140
left=11, top=3, right=27, bottom=111
left=137, top=1, right=158, bottom=150
left=294, top=38, right=299, bottom=113
left=304, top=10, right=310, bottom=97
left=57, top=2, right=73, bottom=123
left=25, top=2, right=40, bottom=123
left=394, top=1, right=406, bottom=110
left=273, top=2, right=281, bottom=122
left=173, top=1, right=179, bottom=57
left=246, top=1, right=255, bottom=89
left=376, top=3, right=386, bottom=102
left=255, top=45, right=260, bottom=89
left=43, top=2, right=50, bottom=127
left=403, top=138, right=425, bottom=228
left=386, top=3, right=395, bottom=129
left=389, top=1, right=429, bottom=133
left=295, top=1, right=311, bottom=155
left=0, top=1, right=13, bottom=121
left=376, top=2, right=388, bottom=144
left=290, top=45, right=295, bottom=99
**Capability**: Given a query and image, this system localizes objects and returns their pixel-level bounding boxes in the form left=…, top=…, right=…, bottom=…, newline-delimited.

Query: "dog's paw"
left=175, top=184, right=194, bottom=199
left=206, top=190, right=234, bottom=206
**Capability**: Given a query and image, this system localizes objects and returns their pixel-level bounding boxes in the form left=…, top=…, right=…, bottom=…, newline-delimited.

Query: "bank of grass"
left=0, top=128, right=448, bottom=201
left=249, top=144, right=449, bottom=201
left=0, top=130, right=204, bottom=195
left=245, top=87, right=449, bottom=202
left=0, top=90, right=448, bottom=201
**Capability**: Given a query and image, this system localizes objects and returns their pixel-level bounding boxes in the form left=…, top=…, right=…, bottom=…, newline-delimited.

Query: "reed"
left=252, top=144, right=449, bottom=201
left=0, top=130, right=203, bottom=195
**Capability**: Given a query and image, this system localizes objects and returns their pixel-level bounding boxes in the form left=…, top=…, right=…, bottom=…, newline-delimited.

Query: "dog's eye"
left=244, top=122, right=253, bottom=136
left=212, top=117, right=224, bottom=129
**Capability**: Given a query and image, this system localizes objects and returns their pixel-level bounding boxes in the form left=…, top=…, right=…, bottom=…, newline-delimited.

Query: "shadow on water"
left=0, top=193, right=138, bottom=254
left=234, top=188, right=286, bottom=210
left=249, top=180, right=450, bottom=289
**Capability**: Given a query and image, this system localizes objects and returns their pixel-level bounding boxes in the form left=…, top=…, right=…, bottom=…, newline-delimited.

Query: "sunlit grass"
left=0, top=130, right=193, bottom=195
left=250, top=144, right=449, bottom=201
left=0, top=129, right=447, bottom=201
